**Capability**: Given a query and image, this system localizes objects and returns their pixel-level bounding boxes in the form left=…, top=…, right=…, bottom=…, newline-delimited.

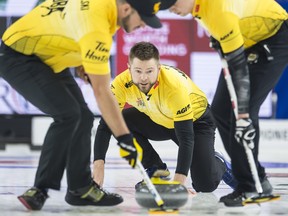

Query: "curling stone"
left=135, top=177, right=188, bottom=209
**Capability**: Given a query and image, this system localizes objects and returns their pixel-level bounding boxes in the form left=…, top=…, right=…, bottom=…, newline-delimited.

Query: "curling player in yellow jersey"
left=93, top=41, right=237, bottom=194
left=159, top=0, right=288, bottom=207
left=0, top=0, right=174, bottom=211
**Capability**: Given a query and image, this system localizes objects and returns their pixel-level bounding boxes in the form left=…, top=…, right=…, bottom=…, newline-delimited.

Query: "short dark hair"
left=129, top=42, right=160, bottom=62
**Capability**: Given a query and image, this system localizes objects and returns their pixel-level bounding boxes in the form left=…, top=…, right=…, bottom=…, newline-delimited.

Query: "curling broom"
left=218, top=53, right=280, bottom=205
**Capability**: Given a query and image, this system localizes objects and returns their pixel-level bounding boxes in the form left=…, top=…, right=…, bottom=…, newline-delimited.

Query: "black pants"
left=122, top=107, right=225, bottom=192
left=211, top=21, right=288, bottom=192
left=0, top=44, right=94, bottom=191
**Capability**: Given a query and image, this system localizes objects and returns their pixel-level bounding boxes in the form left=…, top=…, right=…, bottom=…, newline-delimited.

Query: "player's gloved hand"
left=235, top=118, right=256, bottom=149
left=117, top=134, right=143, bottom=168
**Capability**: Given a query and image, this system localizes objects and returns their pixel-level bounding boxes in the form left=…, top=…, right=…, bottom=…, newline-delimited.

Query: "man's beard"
left=134, top=82, right=155, bottom=94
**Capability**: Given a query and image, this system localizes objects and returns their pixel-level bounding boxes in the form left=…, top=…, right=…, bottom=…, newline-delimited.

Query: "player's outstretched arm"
left=88, top=73, right=130, bottom=137
left=88, top=73, right=142, bottom=169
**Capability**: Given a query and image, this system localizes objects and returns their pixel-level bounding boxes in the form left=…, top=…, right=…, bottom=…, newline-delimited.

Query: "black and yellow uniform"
left=192, top=0, right=287, bottom=52
left=113, top=65, right=207, bottom=126
left=0, top=0, right=118, bottom=192
left=2, top=0, right=117, bottom=74
left=191, top=0, right=288, bottom=193
left=94, top=65, right=226, bottom=192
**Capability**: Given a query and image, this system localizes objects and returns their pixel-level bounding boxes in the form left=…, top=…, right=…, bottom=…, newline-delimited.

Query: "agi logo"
left=176, top=104, right=191, bottom=115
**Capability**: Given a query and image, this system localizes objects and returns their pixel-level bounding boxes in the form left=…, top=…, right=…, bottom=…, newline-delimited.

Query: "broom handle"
left=219, top=56, right=263, bottom=194
left=136, top=160, right=165, bottom=208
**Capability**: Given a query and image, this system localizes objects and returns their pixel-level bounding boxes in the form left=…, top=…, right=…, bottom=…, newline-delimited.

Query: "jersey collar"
left=145, top=72, right=160, bottom=99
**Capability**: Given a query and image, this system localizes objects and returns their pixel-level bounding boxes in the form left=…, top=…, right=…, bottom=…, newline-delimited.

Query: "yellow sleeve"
left=201, top=0, right=243, bottom=53
left=77, top=0, right=116, bottom=75
left=79, top=30, right=112, bottom=75
left=209, top=12, right=243, bottom=53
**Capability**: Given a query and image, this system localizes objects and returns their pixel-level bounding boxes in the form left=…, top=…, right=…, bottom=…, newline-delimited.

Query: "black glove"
left=235, top=118, right=256, bottom=149
left=209, top=36, right=222, bottom=53
left=117, top=134, right=143, bottom=168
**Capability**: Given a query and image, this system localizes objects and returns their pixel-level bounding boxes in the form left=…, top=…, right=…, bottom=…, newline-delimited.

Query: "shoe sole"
left=65, top=194, right=123, bottom=206
left=220, top=194, right=281, bottom=207
left=18, top=196, right=33, bottom=210
left=222, top=202, right=244, bottom=207
left=153, top=170, right=170, bottom=178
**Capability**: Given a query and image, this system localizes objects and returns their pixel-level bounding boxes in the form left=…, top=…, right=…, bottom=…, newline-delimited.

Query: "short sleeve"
left=79, top=30, right=112, bottom=75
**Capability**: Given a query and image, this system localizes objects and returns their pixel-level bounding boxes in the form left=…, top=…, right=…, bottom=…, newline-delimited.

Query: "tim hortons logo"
left=85, top=41, right=109, bottom=62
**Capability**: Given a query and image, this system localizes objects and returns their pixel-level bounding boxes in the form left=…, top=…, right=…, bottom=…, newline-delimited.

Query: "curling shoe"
left=18, top=187, right=49, bottom=210
left=65, top=181, right=123, bottom=206
left=220, top=177, right=274, bottom=207
left=135, top=163, right=170, bottom=189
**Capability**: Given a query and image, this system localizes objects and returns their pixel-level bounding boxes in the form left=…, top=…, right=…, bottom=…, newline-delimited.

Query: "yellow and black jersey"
left=192, top=0, right=288, bottom=53
left=2, top=0, right=118, bottom=74
left=111, top=65, right=208, bottom=129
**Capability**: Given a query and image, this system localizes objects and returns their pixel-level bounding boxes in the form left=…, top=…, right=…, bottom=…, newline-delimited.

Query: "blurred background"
left=0, top=0, right=287, bottom=150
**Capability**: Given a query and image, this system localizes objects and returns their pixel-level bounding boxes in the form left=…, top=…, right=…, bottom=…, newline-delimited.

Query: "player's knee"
left=192, top=180, right=218, bottom=192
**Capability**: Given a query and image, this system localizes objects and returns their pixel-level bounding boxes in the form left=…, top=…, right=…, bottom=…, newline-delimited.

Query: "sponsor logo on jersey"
left=85, top=41, right=109, bottom=63
left=136, top=98, right=145, bottom=107
left=176, top=104, right=190, bottom=115
left=220, top=30, right=233, bottom=41
left=41, top=0, right=68, bottom=18
left=124, top=81, right=133, bottom=88
left=81, top=0, right=89, bottom=10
